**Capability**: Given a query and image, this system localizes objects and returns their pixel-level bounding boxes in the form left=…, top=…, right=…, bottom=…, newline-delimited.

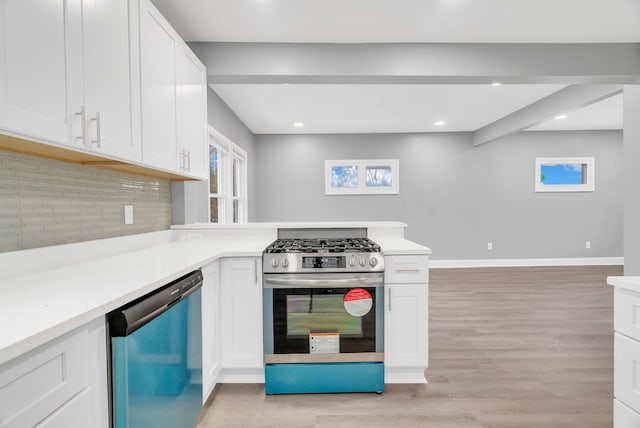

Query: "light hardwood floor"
left=196, top=265, right=621, bottom=428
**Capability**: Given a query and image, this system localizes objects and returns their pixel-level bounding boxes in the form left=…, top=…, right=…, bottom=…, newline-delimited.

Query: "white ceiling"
left=212, top=84, right=568, bottom=134
left=153, top=0, right=638, bottom=135
left=153, top=0, right=640, bottom=43
left=527, top=94, right=623, bottom=131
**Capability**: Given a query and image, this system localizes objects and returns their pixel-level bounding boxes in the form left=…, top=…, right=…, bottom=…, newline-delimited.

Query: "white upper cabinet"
left=0, top=0, right=207, bottom=179
left=0, top=0, right=140, bottom=161
left=139, top=0, right=177, bottom=171
left=0, top=0, right=79, bottom=145
left=139, top=0, right=207, bottom=178
left=81, top=0, right=141, bottom=161
left=175, top=48, right=208, bottom=179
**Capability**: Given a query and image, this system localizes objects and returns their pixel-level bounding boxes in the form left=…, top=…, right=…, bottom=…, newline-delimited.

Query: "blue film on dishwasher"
left=111, top=289, right=202, bottom=428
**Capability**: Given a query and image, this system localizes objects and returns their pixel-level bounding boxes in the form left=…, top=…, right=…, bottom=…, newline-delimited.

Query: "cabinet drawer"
left=0, top=327, right=90, bottom=428
left=615, top=399, right=640, bottom=428
left=615, top=288, right=640, bottom=342
left=615, top=333, right=640, bottom=413
left=384, top=255, right=429, bottom=284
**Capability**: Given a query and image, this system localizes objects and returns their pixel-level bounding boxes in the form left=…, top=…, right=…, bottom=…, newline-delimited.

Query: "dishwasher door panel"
left=111, top=289, right=202, bottom=428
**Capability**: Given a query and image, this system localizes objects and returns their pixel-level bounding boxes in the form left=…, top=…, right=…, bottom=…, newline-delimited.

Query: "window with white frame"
left=209, top=127, right=248, bottom=223
left=535, top=157, right=595, bottom=193
left=325, top=159, right=399, bottom=195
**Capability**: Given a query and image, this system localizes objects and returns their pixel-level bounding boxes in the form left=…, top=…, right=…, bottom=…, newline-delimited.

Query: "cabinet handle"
left=90, top=112, right=101, bottom=148
left=74, top=106, right=86, bottom=145
left=179, top=150, right=186, bottom=171
left=254, top=259, right=258, bottom=284
left=186, top=151, right=191, bottom=172
left=388, top=288, right=392, bottom=312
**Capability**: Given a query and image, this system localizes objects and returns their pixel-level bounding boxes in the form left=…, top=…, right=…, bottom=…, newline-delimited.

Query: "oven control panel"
left=263, top=253, right=384, bottom=274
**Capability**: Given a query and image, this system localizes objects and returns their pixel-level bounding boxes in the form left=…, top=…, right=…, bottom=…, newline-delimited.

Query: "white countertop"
left=0, top=237, right=271, bottom=366
left=607, top=276, right=640, bottom=293
left=0, top=223, right=430, bottom=366
left=377, top=238, right=432, bottom=255
left=170, top=221, right=409, bottom=230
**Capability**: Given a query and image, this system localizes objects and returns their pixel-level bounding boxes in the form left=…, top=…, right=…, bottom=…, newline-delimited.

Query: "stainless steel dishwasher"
left=108, top=270, right=203, bottom=428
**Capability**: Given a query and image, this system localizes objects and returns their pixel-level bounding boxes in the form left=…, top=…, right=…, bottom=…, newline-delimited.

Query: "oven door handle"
left=263, top=277, right=382, bottom=288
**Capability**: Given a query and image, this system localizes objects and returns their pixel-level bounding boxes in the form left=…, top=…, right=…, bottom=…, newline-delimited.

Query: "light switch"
left=124, top=205, right=134, bottom=225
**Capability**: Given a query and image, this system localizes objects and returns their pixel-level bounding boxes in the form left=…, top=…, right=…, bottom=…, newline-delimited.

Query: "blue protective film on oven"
left=265, top=362, right=384, bottom=394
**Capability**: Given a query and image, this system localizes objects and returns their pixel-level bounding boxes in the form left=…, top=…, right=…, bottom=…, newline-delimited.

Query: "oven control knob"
left=282, top=258, right=289, bottom=268
left=359, top=257, right=366, bottom=267
left=349, top=255, right=356, bottom=266
left=271, top=258, right=279, bottom=268
left=369, top=257, right=378, bottom=267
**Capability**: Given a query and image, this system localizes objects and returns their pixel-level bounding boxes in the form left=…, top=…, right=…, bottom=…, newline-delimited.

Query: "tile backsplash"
left=0, top=151, right=172, bottom=252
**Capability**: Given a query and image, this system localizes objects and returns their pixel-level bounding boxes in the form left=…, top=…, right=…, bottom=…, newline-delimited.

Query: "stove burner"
left=265, top=238, right=381, bottom=254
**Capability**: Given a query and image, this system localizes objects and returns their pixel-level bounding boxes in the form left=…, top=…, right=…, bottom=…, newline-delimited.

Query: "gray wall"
left=254, top=131, right=623, bottom=260
left=0, top=151, right=171, bottom=253
left=624, top=85, right=640, bottom=274
left=173, top=87, right=257, bottom=223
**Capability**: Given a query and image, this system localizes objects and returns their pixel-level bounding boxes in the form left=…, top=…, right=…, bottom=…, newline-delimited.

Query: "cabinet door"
left=615, top=332, right=640, bottom=412
left=201, top=261, right=221, bottom=400
left=82, top=0, right=140, bottom=161
left=384, top=284, right=429, bottom=366
left=139, top=0, right=177, bottom=171
left=220, top=258, right=263, bottom=369
left=35, top=388, right=93, bottom=428
left=175, top=47, right=208, bottom=179
left=0, top=0, right=81, bottom=146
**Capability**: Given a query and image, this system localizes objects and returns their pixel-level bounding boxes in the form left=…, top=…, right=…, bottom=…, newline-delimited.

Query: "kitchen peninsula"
left=0, top=222, right=430, bottom=427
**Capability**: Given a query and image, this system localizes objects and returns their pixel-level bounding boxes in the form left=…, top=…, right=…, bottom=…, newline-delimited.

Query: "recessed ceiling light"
left=293, top=122, right=304, bottom=127
left=491, top=82, right=502, bottom=86
left=554, top=114, right=568, bottom=120
left=434, top=121, right=446, bottom=126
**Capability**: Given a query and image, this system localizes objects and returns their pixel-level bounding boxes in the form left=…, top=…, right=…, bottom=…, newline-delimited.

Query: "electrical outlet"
left=487, top=242, right=493, bottom=251
left=124, top=205, right=134, bottom=225
left=585, top=241, right=591, bottom=249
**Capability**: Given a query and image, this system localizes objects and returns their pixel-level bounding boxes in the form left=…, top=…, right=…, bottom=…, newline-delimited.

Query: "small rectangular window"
left=325, top=160, right=399, bottom=195
left=535, top=157, right=594, bottom=192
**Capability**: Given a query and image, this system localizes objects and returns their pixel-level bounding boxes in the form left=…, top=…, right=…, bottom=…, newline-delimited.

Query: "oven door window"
left=273, top=287, right=377, bottom=354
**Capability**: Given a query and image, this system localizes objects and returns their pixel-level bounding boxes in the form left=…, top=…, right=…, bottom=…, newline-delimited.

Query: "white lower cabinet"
left=384, top=284, right=429, bottom=382
left=219, top=257, right=264, bottom=382
left=201, top=261, right=221, bottom=400
left=613, top=287, right=640, bottom=427
left=0, top=318, right=107, bottom=428
left=615, top=332, right=640, bottom=412
left=615, top=399, right=640, bottom=428
left=384, top=254, right=429, bottom=383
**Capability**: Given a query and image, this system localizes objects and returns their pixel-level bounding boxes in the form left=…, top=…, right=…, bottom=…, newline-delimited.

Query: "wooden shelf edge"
left=0, top=133, right=201, bottom=181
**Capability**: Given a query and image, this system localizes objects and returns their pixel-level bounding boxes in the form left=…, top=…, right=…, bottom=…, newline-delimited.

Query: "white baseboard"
left=429, top=257, right=624, bottom=269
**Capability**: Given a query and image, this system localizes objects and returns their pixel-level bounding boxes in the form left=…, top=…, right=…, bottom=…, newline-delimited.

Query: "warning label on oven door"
left=310, top=333, right=340, bottom=354
left=344, top=288, right=373, bottom=317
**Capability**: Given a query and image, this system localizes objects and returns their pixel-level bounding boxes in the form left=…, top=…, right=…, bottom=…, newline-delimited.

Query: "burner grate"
left=265, top=238, right=381, bottom=254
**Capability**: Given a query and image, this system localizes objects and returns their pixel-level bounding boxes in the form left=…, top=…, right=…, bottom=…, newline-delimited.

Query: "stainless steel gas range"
left=262, top=236, right=385, bottom=394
